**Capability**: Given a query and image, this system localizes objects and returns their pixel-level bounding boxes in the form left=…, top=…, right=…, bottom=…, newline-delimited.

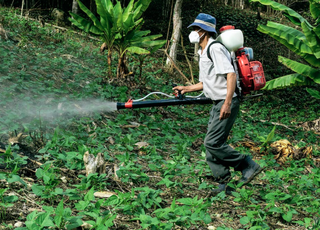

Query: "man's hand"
left=219, top=103, right=231, bottom=120
left=172, top=86, right=187, bottom=95
left=172, top=82, right=203, bottom=95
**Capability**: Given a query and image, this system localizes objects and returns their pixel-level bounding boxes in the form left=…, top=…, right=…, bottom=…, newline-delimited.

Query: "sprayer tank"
left=216, top=25, right=244, bottom=52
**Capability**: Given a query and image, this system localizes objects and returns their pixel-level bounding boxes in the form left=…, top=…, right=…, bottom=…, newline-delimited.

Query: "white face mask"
left=189, top=29, right=204, bottom=44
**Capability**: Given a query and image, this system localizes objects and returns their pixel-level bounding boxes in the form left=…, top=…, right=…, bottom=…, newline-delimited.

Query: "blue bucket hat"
left=188, top=13, right=217, bottom=35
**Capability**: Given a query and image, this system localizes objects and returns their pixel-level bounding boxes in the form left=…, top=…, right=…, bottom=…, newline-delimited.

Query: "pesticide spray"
left=0, top=97, right=118, bottom=131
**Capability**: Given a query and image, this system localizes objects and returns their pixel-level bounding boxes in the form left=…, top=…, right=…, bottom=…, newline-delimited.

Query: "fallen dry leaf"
left=8, top=132, right=28, bottom=145
left=134, top=142, right=149, bottom=149
left=94, top=191, right=117, bottom=198
left=270, top=139, right=312, bottom=164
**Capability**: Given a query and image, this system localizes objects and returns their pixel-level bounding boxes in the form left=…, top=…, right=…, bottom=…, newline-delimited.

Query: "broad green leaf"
left=282, top=211, right=293, bottom=222
left=176, top=197, right=193, bottom=205
left=104, top=214, right=117, bottom=228
left=136, top=39, right=166, bottom=49
left=123, top=13, right=135, bottom=33
left=113, top=1, right=123, bottom=30
left=240, top=216, right=250, bottom=225
left=132, top=4, right=143, bottom=20
left=96, top=0, right=112, bottom=32
left=104, top=195, right=119, bottom=206
left=302, top=21, right=320, bottom=59
left=257, top=24, right=310, bottom=55
left=100, top=0, right=114, bottom=13
left=132, top=34, right=164, bottom=45
left=133, top=0, right=152, bottom=19
left=26, top=210, right=39, bottom=221
left=77, top=0, right=104, bottom=31
left=8, top=174, right=26, bottom=186
left=126, top=46, right=150, bottom=55
left=129, top=30, right=151, bottom=42
left=310, top=0, right=320, bottom=22
left=279, top=56, right=320, bottom=83
left=69, top=12, right=103, bottom=35
left=249, top=0, right=310, bottom=26
left=36, top=212, right=55, bottom=228
left=306, top=88, right=320, bottom=99
left=257, top=25, right=320, bottom=68
left=123, top=0, right=134, bottom=22
left=263, top=74, right=314, bottom=90
left=268, top=207, right=282, bottom=213
left=54, top=200, right=64, bottom=227
left=314, top=24, right=320, bottom=40
left=66, top=218, right=83, bottom=230
left=84, top=187, right=95, bottom=201
left=3, top=195, right=18, bottom=203
left=25, top=221, right=41, bottom=230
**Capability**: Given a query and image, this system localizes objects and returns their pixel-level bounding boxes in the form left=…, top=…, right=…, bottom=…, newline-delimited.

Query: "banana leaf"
left=302, top=21, right=320, bottom=59
left=100, top=0, right=114, bottom=14
left=126, top=46, right=150, bottom=55
left=310, top=0, right=320, bottom=23
left=306, top=88, right=320, bottom=99
left=113, top=1, right=123, bottom=31
left=77, top=0, right=104, bottom=31
left=69, top=12, right=103, bottom=35
left=258, top=25, right=320, bottom=68
left=249, top=0, right=311, bottom=27
left=96, top=0, right=113, bottom=32
left=133, top=0, right=152, bottom=19
left=123, top=0, right=134, bottom=22
left=314, top=25, right=320, bottom=40
left=134, top=39, right=166, bottom=49
left=123, top=13, right=135, bottom=34
left=258, top=22, right=311, bottom=54
left=263, top=73, right=314, bottom=90
left=132, top=34, right=163, bottom=43
left=278, top=56, right=320, bottom=83
left=133, top=4, right=143, bottom=21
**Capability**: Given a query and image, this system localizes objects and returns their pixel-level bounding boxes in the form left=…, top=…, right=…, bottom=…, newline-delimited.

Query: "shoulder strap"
left=206, top=41, right=229, bottom=63
left=207, top=41, right=242, bottom=99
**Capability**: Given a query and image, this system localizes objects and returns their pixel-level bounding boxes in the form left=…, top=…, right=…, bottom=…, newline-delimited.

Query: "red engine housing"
left=236, top=48, right=266, bottom=95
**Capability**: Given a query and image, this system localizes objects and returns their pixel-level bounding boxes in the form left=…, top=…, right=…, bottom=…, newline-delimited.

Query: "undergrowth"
left=0, top=7, right=320, bottom=230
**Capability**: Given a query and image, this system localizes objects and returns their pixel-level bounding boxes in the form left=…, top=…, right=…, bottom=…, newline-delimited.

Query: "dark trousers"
left=204, top=97, right=245, bottom=183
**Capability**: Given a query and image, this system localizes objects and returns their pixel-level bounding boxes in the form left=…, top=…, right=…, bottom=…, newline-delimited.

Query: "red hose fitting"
left=124, top=99, right=133, bottom=108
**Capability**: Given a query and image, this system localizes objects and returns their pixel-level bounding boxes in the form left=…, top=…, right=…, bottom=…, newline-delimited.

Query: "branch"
left=164, top=49, right=190, bottom=83
left=180, top=33, right=194, bottom=84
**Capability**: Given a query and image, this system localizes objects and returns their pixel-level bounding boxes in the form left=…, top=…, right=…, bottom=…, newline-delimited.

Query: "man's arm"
left=219, top=72, right=237, bottom=120
left=172, top=82, right=203, bottom=95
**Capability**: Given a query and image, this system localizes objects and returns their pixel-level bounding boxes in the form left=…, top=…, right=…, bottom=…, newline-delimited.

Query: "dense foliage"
left=69, top=0, right=165, bottom=79
left=251, top=0, right=320, bottom=99
left=0, top=6, right=320, bottom=230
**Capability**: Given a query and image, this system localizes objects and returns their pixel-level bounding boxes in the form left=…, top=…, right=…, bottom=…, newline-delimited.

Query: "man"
left=173, top=13, right=262, bottom=195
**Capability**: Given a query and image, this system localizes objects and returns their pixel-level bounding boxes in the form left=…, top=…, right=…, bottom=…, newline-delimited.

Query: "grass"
left=0, top=7, right=320, bottom=230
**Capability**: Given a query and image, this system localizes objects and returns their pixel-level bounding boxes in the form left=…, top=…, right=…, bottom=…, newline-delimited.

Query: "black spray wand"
left=116, top=86, right=213, bottom=110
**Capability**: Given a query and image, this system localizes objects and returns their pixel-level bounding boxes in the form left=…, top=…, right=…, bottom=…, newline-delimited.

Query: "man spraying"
left=173, top=13, right=263, bottom=195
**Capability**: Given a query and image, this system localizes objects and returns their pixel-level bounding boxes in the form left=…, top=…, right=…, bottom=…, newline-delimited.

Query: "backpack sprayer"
left=117, top=25, right=266, bottom=110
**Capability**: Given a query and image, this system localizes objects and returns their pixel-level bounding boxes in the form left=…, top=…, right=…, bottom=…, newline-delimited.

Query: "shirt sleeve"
left=209, top=44, right=235, bottom=75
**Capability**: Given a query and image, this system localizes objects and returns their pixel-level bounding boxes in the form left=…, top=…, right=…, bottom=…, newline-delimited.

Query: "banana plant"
left=69, top=0, right=165, bottom=79
left=250, top=0, right=320, bottom=99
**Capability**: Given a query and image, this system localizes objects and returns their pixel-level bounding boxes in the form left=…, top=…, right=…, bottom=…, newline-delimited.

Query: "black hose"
left=116, top=97, right=213, bottom=110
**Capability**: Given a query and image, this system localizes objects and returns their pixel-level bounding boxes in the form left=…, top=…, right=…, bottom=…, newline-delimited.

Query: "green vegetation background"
left=0, top=4, right=320, bottom=230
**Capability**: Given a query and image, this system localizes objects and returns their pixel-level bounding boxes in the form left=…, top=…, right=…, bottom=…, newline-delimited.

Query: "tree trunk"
left=117, top=53, right=129, bottom=78
left=166, top=0, right=183, bottom=68
left=107, top=49, right=112, bottom=78
left=21, top=0, right=24, bottom=16
left=72, top=0, right=79, bottom=15
left=194, top=43, right=199, bottom=62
